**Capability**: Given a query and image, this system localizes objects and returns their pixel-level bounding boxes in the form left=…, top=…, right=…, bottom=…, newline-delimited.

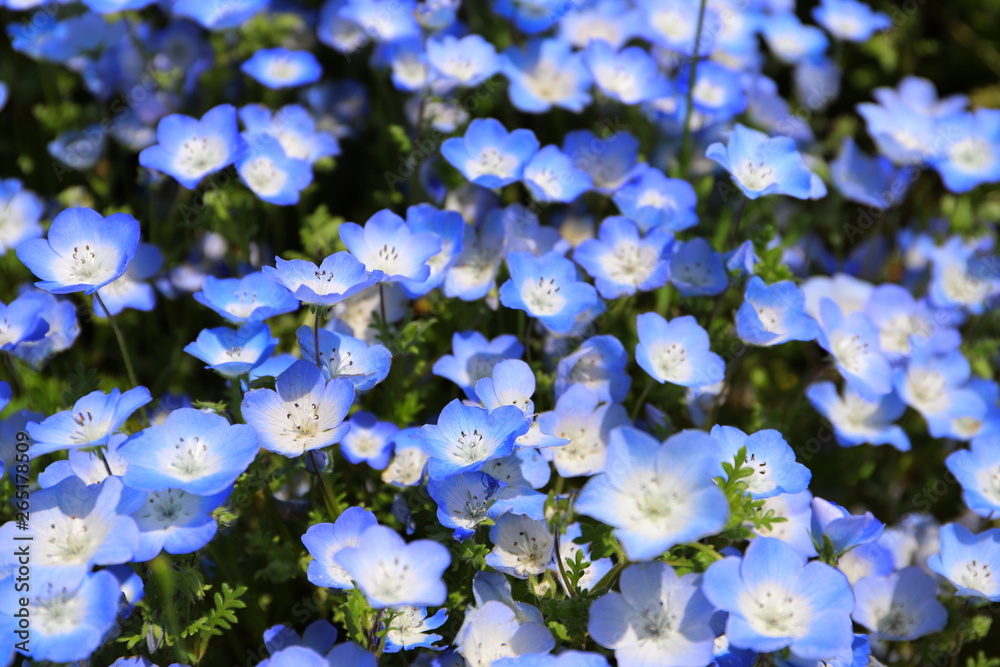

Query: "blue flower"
left=573, top=216, right=672, bottom=299
left=340, top=209, right=442, bottom=283
left=184, top=322, right=278, bottom=378
left=806, top=382, right=910, bottom=451
left=894, top=347, right=974, bottom=435
left=754, top=490, right=818, bottom=558
left=736, top=276, right=820, bottom=346
left=237, top=134, right=313, bottom=205
left=0, top=294, right=48, bottom=351
left=707, top=124, right=817, bottom=200
left=684, top=61, right=747, bottom=120
left=242, top=48, right=323, bottom=89
left=813, top=0, right=891, bottom=42
left=830, top=137, right=907, bottom=209
left=928, top=523, right=1000, bottom=601
left=929, top=109, right=1000, bottom=193
left=927, top=237, right=997, bottom=315
left=851, top=567, right=946, bottom=641
left=946, top=434, right=1000, bottom=517
left=856, top=99, right=941, bottom=166
left=426, top=34, right=500, bottom=88
left=27, top=386, right=151, bottom=457
left=195, top=272, right=299, bottom=322
left=118, top=408, right=259, bottom=495
left=263, top=620, right=337, bottom=656
left=635, top=312, right=725, bottom=388
left=432, top=331, right=523, bottom=400
left=240, top=104, right=340, bottom=164
left=416, top=399, right=528, bottom=479
left=37, top=433, right=127, bottom=487
left=612, top=168, right=698, bottom=232
left=584, top=41, right=669, bottom=104
left=486, top=514, right=554, bottom=578
left=865, top=285, right=960, bottom=362
left=761, top=12, right=829, bottom=64
left=337, top=0, right=421, bottom=43
left=47, top=125, right=106, bottom=171
left=455, top=600, right=554, bottom=665
left=492, top=0, right=563, bottom=33
left=139, top=105, right=243, bottom=190
left=6, top=290, right=80, bottom=368
left=0, top=382, right=8, bottom=414
left=725, top=240, right=761, bottom=276
left=703, top=537, right=854, bottom=659
left=810, top=496, right=884, bottom=555
left=428, top=471, right=503, bottom=540
left=499, top=251, right=599, bottom=334
left=335, top=524, right=451, bottom=608
left=441, top=118, right=540, bottom=188
left=92, top=243, right=163, bottom=318
left=589, top=562, right=715, bottom=666
left=554, top=334, right=631, bottom=404
left=0, top=475, right=138, bottom=591
left=129, top=487, right=231, bottom=562
left=16, top=207, right=140, bottom=295
left=502, top=38, right=592, bottom=113
left=443, top=207, right=508, bottom=300
left=553, top=523, right=612, bottom=593
left=712, top=425, right=812, bottom=499
left=172, top=0, right=268, bottom=30
left=575, top=426, right=729, bottom=560
left=302, top=506, right=379, bottom=589
left=816, top=299, right=893, bottom=401
left=522, top=145, right=593, bottom=203
left=0, top=178, right=44, bottom=255
left=399, top=204, right=465, bottom=297
left=559, top=0, right=638, bottom=50
left=638, top=0, right=716, bottom=55
left=263, top=252, right=383, bottom=306
left=474, top=358, right=536, bottom=415
left=383, top=606, right=448, bottom=653
left=296, top=324, right=392, bottom=391
left=242, top=360, right=355, bottom=458
left=669, top=237, right=728, bottom=296
left=563, top=129, right=644, bottom=194
left=340, top=411, right=396, bottom=469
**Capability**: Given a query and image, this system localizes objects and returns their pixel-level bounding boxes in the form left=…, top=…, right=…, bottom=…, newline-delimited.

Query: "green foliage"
left=716, top=446, right=787, bottom=544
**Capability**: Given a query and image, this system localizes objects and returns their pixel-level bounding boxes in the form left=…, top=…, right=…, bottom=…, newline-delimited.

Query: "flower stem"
left=378, top=282, right=388, bottom=329
left=678, top=0, right=709, bottom=177
left=94, top=291, right=148, bottom=425
left=308, top=450, right=343, bottom=520
left=630, top=377, right=655, bottom=422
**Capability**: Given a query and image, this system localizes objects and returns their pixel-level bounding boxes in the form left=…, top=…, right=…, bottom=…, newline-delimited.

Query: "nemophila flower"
left=0, top=382, right=8, bottom=413
left=242, top=48, right=322, bottom=89
left=426, top=34, right=500, bottom=88
left=0, top=178, right=43, bottom=255
left=563, top=129, right=644, bottom=194
left=258, top=642, right=375, bottom=667
left=296, top=324, right=391, bottom=391
left=118, top=408, right=259, bottom=495
left=129, top=486, right=231, bottom=562
left=442, top=118, right=540, bottom=188
left=383, top=606, right=448, bottom=653
left=865, top=285, right=961, bottom=362
left=16, top=207, right=140, bottom=295
left=139, top=105, right=242, bottom=190
left=340, top=209, right=441, bottom=283
left=263, top=252, right=383, bottom=306
left=669, top=237, right=728, bottom=297
left=381, top=428, right=429, bottom=487
left=302, top=506, right=378, bottom=589
left=707, top=124, right=816, bottom=200
left=851, top=567, right=946, bottom=641
left=754, top=490, right=817, bottom=558
left=91, top=243, right=163, bottom=318
left=801, top=273, right=874, bottom=320
left=589, top=562, right=716, bottom=667
left=946, top=434, right=1000, bottom=517
left=684, top=60, right=747, bottom=120
left=928, top=109, right=1000, bottom=193
left=433, top=331, right=523, bottom=401
left=813, top=0, right=891, bottom=41
left=584, top=41, right=670, bottom=104
left=928, top=524, right=1000, bottom=601
left=836, top=540, right=895, bottom=585
left=636, top=313, right=725, bottom=388
left=335, top=524, right=450, bottom=608
left=537, top=383, right=628, bottom=477
left=895, top=347, right=974, bottom=435
left=0, top=476, right=138, bottom=591
left=703, top=537, right=855, bottom=659
left=172, top=0, right=268, bottom=30
left=856, top=100, right=940, bottom=166
left=444, top=207, right=507, bottom=301
left=830, top=137, right=907, bottom=209
left=383, top=38, right=429, bottom=92
left=38, top=433, right=128, bottom=488
left=486, top=514, right=554, bottom=578
left=455, top=600, right=555, bottom=667
left=240, top=104, right=340, bottom=165
left=555, top=334, right=631, bottom=404
left=611, top=168, right=697, bottom=232
left=7, top=289, right=79, bottom=368
left=576, top=426, right=728, bottom=560
left=237, top=134, right=313, bottom=205
left=806, top=382, right=910, bottom=451
left=495, top=651, right=611, bottom=667
left=0, top=294, right=48, bottom=350
left=499, top=251, right=599, bottom=334
left=711, top=425, right=812, bottom=499
left=559, top=0, right=636, bottom=49
left=0, top=570, right=121, bottom=664
left=483, top=449, right=551, bottom=520
left=810, top=497, right=884, bottom=555
left=638, top=0, right=715, bottom=55
left=47, top=125, right=106, bottom=171
left=522, top=145, right=594, bottom=203
left=475, top=358, right=537, bottom=415
left=263, top=620, right=338, bottom=658
left=416, top=399, right=528, bottom=480
left=27, top=386, right=151, bottom=457
left=195, top=272, right=299, bottom=323
left=340, top=411, right=396, bottom=469
left=492, top=0, right=563, bottom=33
left=927, top=237, right=997, bottom=315
left=184, top=322, right=278, bottom=378
left=399, top=204, right=465, bottom=297
left=241, top=360, right=355, bottom=458
left=502, top=38, right=592, bottom=113
left=872, top=75, right=968, bottom=118
left=573, top=216, right=671, bottom=299
left=760, top=12, right=829, bottom=64
left=551, top=523, right=612, bottom=593
left=816, top=299, right=893, bottom=401
left=736, top=277, right=820, bottom=346
left=428, top=471, right=502, bottom=540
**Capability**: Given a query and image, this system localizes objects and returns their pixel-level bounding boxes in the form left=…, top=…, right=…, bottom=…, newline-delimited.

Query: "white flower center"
left=948, top=137, right=994, bottom=172
left=735, top=159, right=777, bottom=192
left=174, top=136, right=226, bottom=178
left=830, top=331, right=871, bottom=374
left=603, top=242, right=656, bottom=286
left=265, top=57, right=301, bottom=82
left=168, top=435, right=213, bottom=479
left=465, top=147, right=518, bottom=181
left=653, top=341, right=689, bottom=380
left=65, top=243, right=115, bottom=286
left=521, top=276, right=566, bottom=316
left=744, top=585, right=811, bottom=637
left=40, top=516, right=95, bottom=566
left=637, top=189, right=676, bottom=211
left=242, top=157, right=287, bottom=196
left=35, top=590, right=87, bottom=635
left=524, top=61, right=576, bottom=102
left=906, top=369, right=948, bottom=413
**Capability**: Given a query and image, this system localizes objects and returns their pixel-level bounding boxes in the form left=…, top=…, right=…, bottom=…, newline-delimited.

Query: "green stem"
left=685, top=541, right=723, bottom=562
left=552, top=528, right=575, bottom=598
left=726, top=197, right=749, bottom=248
left=94, top=291, right=148, bottom=425
left=677, top=0, right=709, bottom=177
left=630, top=377, right=655, bottom=422
left=378, top=282, right=388, bottom=330
left=309, top=451, right=342, bottom=519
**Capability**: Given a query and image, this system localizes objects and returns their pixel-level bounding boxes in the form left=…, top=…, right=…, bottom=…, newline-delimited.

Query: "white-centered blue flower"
left=635, top=312, right=725, bottom=388
left=27, top=386, right=151, bottom=457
